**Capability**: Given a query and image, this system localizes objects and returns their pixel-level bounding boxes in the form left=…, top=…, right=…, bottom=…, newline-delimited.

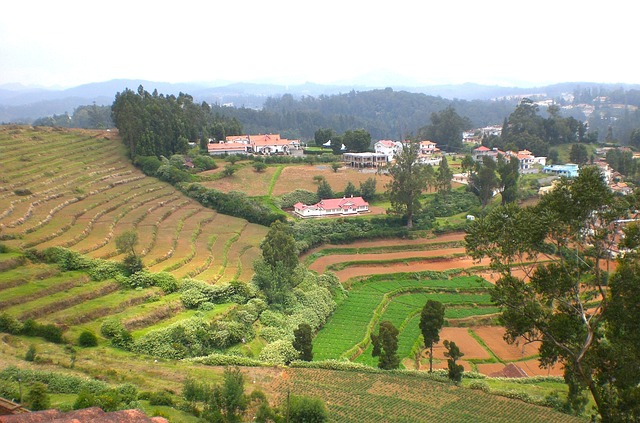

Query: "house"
left=374, top=140, right=402, bottom=161
left=343, top=152, right=387, bottom=168
left=419, top=140, right=437, bottom=155
left=543, top=163, right=580, bottom=178
left=293, top=196, right=369, bottom=217
left=473, top=145, right=503, bottom=162
left=216, top=134, right=301, bottom=156
left=207, top=141, right=251, bottom=155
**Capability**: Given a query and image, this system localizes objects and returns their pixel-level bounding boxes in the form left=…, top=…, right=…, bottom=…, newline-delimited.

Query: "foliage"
left=203, top=367, right=248, bottom=423
left=359, top=177, right=377, bottom=202
left=26, top=382, right=51, bottom=411
left=386, top=140, right=434, bottom=228
left=342, top=129, right=372, bottom=152
left=0, top=313, right=22, bottom=334
left=292, top=323, right=314, bottom=361
left=419, top=300, right=445, bottom=372
left=22, top=319, right=64, bottom=343
left=316, top=179, right=334, bottom=200
left=78, top=330, right=98, bottom=347
left=469, top=156, right=499, bottom=208
left=288, top=395, right=329, bottom=423
left=435, top=156, right=453, bottom=193
left=370, top=321, right=400, bottom=370
left=280, top=189, right=319, bottom=209
left=418, top=106, right=472, bottom=152
left=252, top=161, right=267, bottom=172
left=180, top=182, right=284, bottom=226
left=0, top=366, right=107, bottom=395
left=112, top=86, right=241, bottom=158
left=115, top=230, right=138, bottom=257
left=444, top=340, right=464, bottom=383
left=465, top=166, right=639, bottom=421
left=25, top=345, right=37, bottom=362
left=258, top=339, right=299, bottom=365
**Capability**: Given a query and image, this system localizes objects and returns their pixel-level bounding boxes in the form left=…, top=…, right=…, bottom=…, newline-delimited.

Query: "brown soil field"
left=272, top=165, right=391, bottom=196
left=309, top=247, right=467, bottom=274
left=431, top=327, right=493, bottom=360
left=470, top=326, right=542, bottom=361
left=517, top=359, right=564, bottom=376
left=335, top=255, right=489, bottom=282
left=200, top=164, right=278, bottom=196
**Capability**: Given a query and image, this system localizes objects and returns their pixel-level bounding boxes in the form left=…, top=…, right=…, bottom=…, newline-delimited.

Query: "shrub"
left=78, top=330, right=98, bottom=347
left=152, top=272, right=179, bottom=293
left=100, top=319, right=125, bottom=339
left=280, top=189, right=319, bottom=209
left=88, top=260, right=123, bottom=281
left=22, top=320, right=64, bottom=343
left=257, top=339, right=298, bottom=365
left=0, top=243, right=8, bottom=253
left=148, top=390, right=175, bottom=406
left=289, top=395, right=329, bottom=423
left=126, top=271, right=155, bottom=289
left=25, top=345, right=37, bottom=362
left=134, top=155, right=163, bottom=176
left=0, top=313, right=22, bottom=334
left=26, top=382, right=50, bottom=411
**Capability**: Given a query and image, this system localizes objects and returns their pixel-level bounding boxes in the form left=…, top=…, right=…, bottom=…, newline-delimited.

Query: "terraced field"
left=0, top=126, right=266, bottom=284
left=0, top=125, right=268, bottom=356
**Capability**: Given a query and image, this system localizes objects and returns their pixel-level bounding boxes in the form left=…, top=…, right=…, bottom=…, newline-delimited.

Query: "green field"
left=312, top=276, right=495, bottom=361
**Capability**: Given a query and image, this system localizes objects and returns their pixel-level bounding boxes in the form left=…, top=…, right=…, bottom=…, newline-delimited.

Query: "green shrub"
left=25, top=345, right=37, bottom=362
left=148, top=390, right=175, bottom=406
left=100, top=319, right=125, bottom=338
left=0, top=243, right=8, bottom=253
left=152, top=272, right=179, bottom=293
left=280, top=189, right=319, bottom=209
left=0, top=313, right=22, bottom=334
left=78, top=330, right=98, bottom=347
left=87, top=260, right=123, bottom=281
left=289, top=395, right=328, bottom=423
left=26, top=382, right=50, bottom=411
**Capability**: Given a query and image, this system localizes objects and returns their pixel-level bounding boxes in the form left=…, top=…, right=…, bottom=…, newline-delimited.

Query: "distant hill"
left=2, top=78, right=640, bottom=124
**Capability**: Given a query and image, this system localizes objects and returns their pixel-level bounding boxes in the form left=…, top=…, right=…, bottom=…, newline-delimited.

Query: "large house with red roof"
left=208, top=134, right=300, bottom=155
left=293, top=196, right=369, bottom=218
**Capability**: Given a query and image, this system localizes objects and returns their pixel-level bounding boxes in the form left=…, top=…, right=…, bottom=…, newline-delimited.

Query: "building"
left=473, top=146, right=503, bottom=162
left=374, top=140, right=402, bottom=161
left=543, top=163, right=580, bottom=178
left=343, top=152, right=387, bottom=168
left=293, top=196, right=369, bottom=217
left=207, top=134, right=300, bottom=156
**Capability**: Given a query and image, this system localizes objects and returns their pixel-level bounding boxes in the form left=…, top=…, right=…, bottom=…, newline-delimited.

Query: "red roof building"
left=293, top=196, right=369, bottom=217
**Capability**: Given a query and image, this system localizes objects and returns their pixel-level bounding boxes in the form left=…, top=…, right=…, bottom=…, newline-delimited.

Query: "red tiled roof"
left=474, top=146, right=491, bottom=151
left=376, top=140, right=396, bottom=148
left=207, top=142, right=248, bottom=151
left=295, top=197, right=369, bottom=210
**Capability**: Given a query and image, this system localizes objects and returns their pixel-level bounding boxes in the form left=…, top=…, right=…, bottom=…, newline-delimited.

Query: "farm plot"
left=272, top=165, right=391, bottom=196
left=271, top=368, right=584, bottom=423
left=200, top=164, right=279, bottom=197
left=312, top=276, right=494, bottom=362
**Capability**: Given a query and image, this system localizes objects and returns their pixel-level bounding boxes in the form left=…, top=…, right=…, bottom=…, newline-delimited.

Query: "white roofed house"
left=374, top=140, right=402, bottom=161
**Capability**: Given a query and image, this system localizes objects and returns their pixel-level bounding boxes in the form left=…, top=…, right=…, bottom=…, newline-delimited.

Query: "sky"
left=1, top=0, right=639, bottom=89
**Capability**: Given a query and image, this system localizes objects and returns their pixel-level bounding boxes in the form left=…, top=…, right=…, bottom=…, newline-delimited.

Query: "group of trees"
left=484, top=99, right=590, bottom=157
left=467, top=155, right=520, bottom=208
left=112, top=85, right=242, bottom=158
left=466, top=167, right=640, bottom=421
left=314, top=128, right=372, bottom=153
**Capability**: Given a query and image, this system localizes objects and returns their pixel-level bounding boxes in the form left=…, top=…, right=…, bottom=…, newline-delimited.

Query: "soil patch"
left=470, top=326, right=541, bottom=361
left=430, top=327, right=492, bottom=360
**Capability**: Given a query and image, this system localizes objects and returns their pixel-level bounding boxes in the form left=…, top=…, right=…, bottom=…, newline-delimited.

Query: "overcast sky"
left=1, top=1, right=638, bottom=89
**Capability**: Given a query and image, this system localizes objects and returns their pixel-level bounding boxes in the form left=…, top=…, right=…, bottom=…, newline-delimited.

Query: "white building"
left=293, top=196, right=370, bottom=218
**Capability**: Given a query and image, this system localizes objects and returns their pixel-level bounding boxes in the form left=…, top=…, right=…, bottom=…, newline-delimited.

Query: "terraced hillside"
left=0, top=126, right=266, bottom=284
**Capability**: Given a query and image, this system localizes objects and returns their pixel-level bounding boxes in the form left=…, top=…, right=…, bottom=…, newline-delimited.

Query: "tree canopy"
left=465, top=167, right=640, bottom=420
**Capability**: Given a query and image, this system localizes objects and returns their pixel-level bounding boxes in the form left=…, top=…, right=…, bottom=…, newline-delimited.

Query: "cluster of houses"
left=207, top=134, right=301, bottom=156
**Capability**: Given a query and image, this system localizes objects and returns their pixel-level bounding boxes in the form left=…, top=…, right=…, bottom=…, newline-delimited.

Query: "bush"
left=152, top=272, right=179, bottom=293
left=0, top=313, right=22, bottom=334
left=280, top=189, right=319, bottom=209
left=87, top=260, right=123, bottom=281
left=100, top=319, right=125, bottom=339
left=25, top=345, right=37, bottom=362
left=22, top=320, right=64, bottom=343
left=26, top=382, right=50, bottom=411
left=289, top=395, right=328, bottom=423
left=134, top=155, right=163, bottom=176
left=78, top=330, right=98, bottom=347
left=148, top=390, right=175, bottom=406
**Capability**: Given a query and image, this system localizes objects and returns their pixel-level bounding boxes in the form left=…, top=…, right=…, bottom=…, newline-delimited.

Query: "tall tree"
left=314, top=128, right=334, bottom=148
left=435, top=156, right=453, bottom=194
left=371, top=321, right=400, bottom=370
left=418, top=106, right=471, bottom=152
left=419, top=300, right=445, bottom=372
left=386, top=141, right=433, bottom=228
left=254, top=221, right=299, bottom=305
left=359, top=177, right=377, bottom=202
left=465, top=167, right=638, bottom=421
left=443, top=340, right=464, bottom=383
left=469, top=156, right=499, bottom=208
left=497, top=155, right=520, bottom=205
left=292, top=323, right=313, bottom=361
left=342, top=129, right=372, bottom=152
left=569, top=143, right=589, bottom=164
